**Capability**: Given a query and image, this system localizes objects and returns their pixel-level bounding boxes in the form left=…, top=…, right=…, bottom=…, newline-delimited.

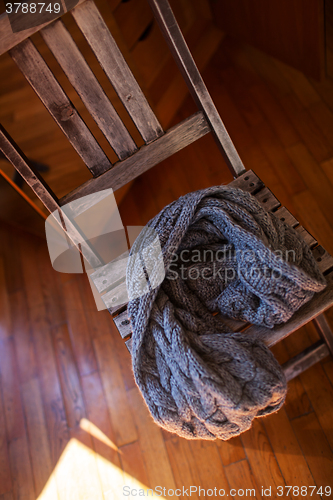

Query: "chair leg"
left=313, top=313, right=333, bottom=356
left=282, top=312, right=333, bottom=381
left=282, top=341, right=330, bottom=381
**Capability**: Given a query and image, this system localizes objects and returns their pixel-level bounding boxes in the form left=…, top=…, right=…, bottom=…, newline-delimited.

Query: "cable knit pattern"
left=126, top=186, right=326, bottom=440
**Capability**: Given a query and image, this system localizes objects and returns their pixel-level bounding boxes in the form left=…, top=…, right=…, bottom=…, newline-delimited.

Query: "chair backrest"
left=0, top=0, right=248, bottom=270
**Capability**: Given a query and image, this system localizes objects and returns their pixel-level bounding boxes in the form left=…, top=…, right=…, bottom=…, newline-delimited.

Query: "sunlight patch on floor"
left=37, top=420, right=166, bottom=500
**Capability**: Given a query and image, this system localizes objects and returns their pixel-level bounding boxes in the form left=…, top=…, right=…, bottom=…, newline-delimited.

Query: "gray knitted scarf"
left=126, top=186, right=326, bottom=440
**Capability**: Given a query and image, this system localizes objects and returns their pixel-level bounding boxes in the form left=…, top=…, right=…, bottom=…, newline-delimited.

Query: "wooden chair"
left=0, top=0, right=332, bottom=382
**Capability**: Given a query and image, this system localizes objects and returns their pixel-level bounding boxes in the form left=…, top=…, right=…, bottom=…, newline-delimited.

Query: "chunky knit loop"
left=126, top=186, right=326, bottom=440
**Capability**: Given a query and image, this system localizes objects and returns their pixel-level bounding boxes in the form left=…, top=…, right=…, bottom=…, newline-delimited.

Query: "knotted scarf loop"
left=126, top=186, right=326, bottom=440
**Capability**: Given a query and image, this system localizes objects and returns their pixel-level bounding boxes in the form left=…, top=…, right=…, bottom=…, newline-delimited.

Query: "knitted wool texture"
left=126, top=186, right=327, bottom=440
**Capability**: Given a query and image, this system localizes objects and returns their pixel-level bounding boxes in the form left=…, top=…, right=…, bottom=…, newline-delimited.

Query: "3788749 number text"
left=5, top=3, right=61, bottom=14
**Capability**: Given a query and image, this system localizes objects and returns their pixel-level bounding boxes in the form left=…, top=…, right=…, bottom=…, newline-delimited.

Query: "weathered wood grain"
left=0, top=343, right=13, bottom=495
left=60, top=111, right=210, bottom=205
left=71, top=0, right=163, bottom=144
left=224, top=460, right=260, bottom=499
left=282, top=341, right=330, bottom=381
left=93, top=333, right=138, bottom=446
left=262, top=407, right=316, bottom=490
left=40, top=20, right=137, bottom=163
left=274, top=206, right=298, bottom=227
left=255, top=186, right=280, bottom=211
left=227, top=169, right=264, bottom=193
left=21, top=378, right=57, bottom=498
left=313, top=312, right=333, bottom=355
left=291, top=412, right=333, bottom=488
left=313, top=245, right=333, bottom=274
left=216, top=436, right=246, bottom=467
left=0, top=257, right=11, bottom=342
left=295, top=225, right=317, bottom=248
left=9, top=38, right=111, bottom=178
left=61, top=278, right=98, bottom=378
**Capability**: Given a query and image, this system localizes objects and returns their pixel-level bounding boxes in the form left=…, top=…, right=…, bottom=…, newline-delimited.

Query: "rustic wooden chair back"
left=0, top=0, right=332, bottom=380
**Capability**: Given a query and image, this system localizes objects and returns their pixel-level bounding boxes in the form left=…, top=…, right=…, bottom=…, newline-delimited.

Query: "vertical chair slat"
left=41, top=20, right=138, bottom=162
left=147, top=0, right=246, bottom=178
left=9, top=38, right=111, bottom=177
left=71, top=0, right=164, bottom=144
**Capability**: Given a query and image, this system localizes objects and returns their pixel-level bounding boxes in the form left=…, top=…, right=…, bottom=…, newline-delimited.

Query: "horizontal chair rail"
left=60, top=111, right=211, bottom=205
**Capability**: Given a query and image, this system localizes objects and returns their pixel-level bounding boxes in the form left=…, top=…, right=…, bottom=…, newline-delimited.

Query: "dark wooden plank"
left=9, top=38, right=111, bottom=177
left=0, top=492, right=14, bottom=500
left=71, top=0, right=163, bottom=144
left=0, top=257, right=11, bottom=342
left=274, top=206, right=299, bottom=227
left=61, top=278, right=98, bottom=377
left=312, top=245, right=333, bottom=274
left=282, top=341, right=330, bottom=381
left=211, top=0, right=325, bottom=81
left=52, top=323, right=87, bottom=427
left=0, top=338, right=26, bottom=441
left=291, top=412, right=333, bottom=489
left=9, top=436, right=35, bottom=500
left=148, top=0, right=246, bottom=177
left=255, top=186, right=280, bottom=211
left=295, top=226, right=317, bottom=248
left=0, top=357, right=13, bottom=495
left=93, top=334, right=138, bottom=446
left=29, top=304, right=70, bottom=467
left=0, top=0, right=87, bottom=56
left=21, top=378, right=56, bottom=498
left=11, top=290, right=37, bottom=383
left=40, top=20, right=137, bottom=162
left=227, top=169, right=264, bottom=193
left=60, top=111, right=210, bottom=205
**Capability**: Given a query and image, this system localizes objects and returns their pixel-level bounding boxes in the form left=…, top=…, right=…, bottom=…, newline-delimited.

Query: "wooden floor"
left=1, top=11, right=333, bottom=500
